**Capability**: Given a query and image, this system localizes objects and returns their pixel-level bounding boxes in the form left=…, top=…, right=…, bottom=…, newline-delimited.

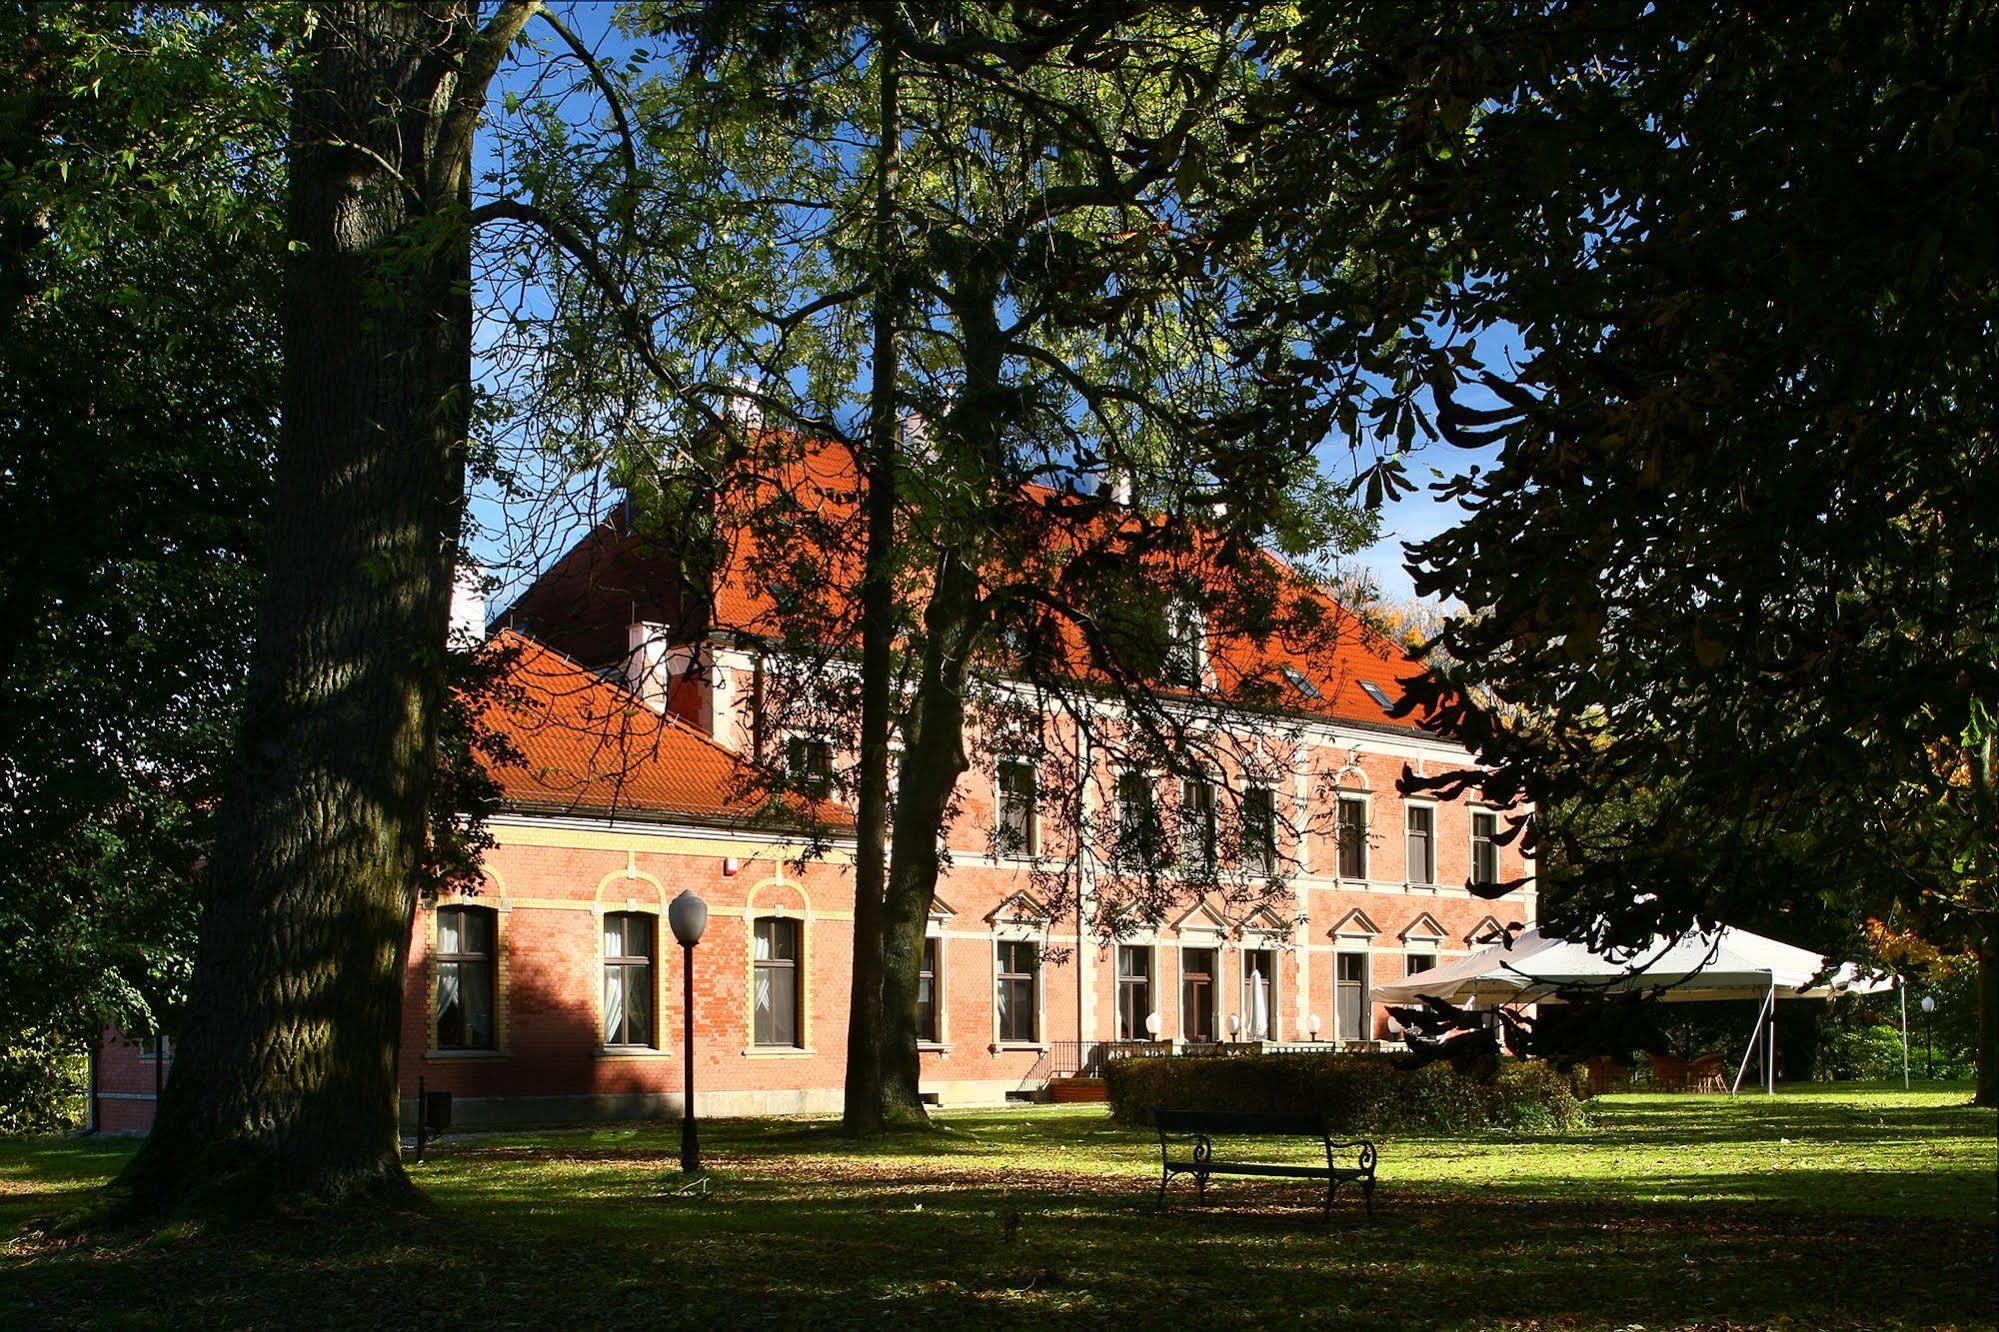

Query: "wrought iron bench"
left=1153, top=1109, right=1377, bottom=1218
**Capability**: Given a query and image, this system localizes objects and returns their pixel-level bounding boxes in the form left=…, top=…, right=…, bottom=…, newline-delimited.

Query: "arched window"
left=436, top=905, right=497, bottom=1050
left=754, top=917, right=802, bottom=1047
left=602, top=912, right=656, bottom=1048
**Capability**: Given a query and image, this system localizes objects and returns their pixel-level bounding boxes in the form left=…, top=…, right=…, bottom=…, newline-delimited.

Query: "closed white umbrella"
left=1248, top=964, right=1270, bottom=1040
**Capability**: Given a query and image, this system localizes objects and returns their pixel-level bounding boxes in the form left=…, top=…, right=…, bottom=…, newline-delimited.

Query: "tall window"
left=1180, top=778, right=1217, bottom=870
left=1181, top=947, right=1216, bottom=1042
left=1336, top=952, right=1369, bottom=1042
left=1163, top=597, right=1205, bottom=687
left=786, top=735, right=834, bottom=798
left=996, top=940, right=1039, bottom=1043
left=997, top=760, right=1038, bottom=858
left=1472, top=811, right=1500, bottom=887
left=1241, top=786, right=1277, bottom=877
left=1116, top=945, right=1153, bottom=1041
left=1336, top=795, right=1369, bottom=880
left=916, top=936, right=941, bottom=1044
left=602, top=912, right=655, bottom=1047
left=436, top=906, right=496, bottom=1050
left=1115, top=771, right=1158, bottom=867
left=1405, top=805, right=1436, bottom=885
left=1242, top=947, right=1278, bottom=1040
left=754, top=917, right=802, bottom=1047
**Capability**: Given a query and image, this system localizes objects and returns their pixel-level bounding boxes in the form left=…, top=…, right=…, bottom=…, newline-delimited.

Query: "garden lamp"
left=1308, top=1012, right=1322, bottom=1041
left=668, top=890, right=708, bottom=1173
left=1920, top=994, right=1936, bottom=1079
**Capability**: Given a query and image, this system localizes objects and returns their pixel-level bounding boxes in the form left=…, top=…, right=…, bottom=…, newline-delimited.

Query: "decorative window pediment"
left=1466, top=915, right=1508, bottom=947
left=1169, top=898, right=1230, bottom=935
left=1328, top=907, right=1381, bottom=939
left=1400, top=911, right=1448, bottom=943
left=1237, top=905, right=1291, bottom=939
left=985, top=890, right=1052, bottom=928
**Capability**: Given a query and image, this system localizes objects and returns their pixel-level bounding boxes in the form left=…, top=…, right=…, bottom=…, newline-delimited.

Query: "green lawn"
left=3, top=1084, right=1993, bottom=1329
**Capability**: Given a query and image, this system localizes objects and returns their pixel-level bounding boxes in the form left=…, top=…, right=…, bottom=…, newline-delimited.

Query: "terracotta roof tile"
left=478, top=630, right=852, bottom=831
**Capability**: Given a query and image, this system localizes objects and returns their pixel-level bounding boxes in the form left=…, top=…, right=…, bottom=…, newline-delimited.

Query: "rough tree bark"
left=841, top=27, right=900, bottom=1136
left=112, top=0, right=537, bottom=1216
left=875, top=264, right=1004, bottom=1123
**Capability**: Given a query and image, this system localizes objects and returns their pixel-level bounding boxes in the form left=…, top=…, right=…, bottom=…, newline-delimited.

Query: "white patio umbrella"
left=1247, top=963, right=1270, bottom=1040
left=1372, top=923, right=1891, bottom=1094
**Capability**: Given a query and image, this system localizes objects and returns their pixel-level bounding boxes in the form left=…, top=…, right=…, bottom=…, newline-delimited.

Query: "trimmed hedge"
left=1104, top=1053, right=1592, bottom=1133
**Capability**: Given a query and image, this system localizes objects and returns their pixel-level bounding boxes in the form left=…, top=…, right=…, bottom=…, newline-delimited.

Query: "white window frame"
left=993, top=756, right=1041, bottom=862
left=600, top=907, right=663, bottom=1052
left=1403, top=799, right=1439, bottom=889
left=991, top=915, right=1048, bottom=1050
left=1335, top=790, right=1372, bottom=883
left=917, top=920, right=948, bottom=1049
left=1469, top=806, right=1502, bottom=891
left=1332, top=945, right=1374, bottom=1044
left=1114, top=942, right=1157, bottom=1042
left=1176, top=936, right=1223, bottom=1044
left=1238, top=939, right=1283, bottom=1041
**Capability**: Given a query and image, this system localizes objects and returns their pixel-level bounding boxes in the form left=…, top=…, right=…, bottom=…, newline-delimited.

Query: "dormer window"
left=786, top=735, right=835, bottom=799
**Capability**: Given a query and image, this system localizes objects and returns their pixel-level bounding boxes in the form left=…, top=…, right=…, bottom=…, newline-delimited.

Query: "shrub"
left=1104, top=1052, right=1591, bottom=1134
left=1812, top=1022, right=1913, bottom=1082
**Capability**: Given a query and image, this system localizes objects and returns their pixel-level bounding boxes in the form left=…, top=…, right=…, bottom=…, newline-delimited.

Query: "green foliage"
left=1812, top=1024, right=1915, bottom=1084
left=0, top=5, right=287, bottom=1118
left=1252, top=0, right=1999, bottom=1097
left=0, top=1028, right=88, bottom=1135
left=1104, top=1053, right=1591, bottom=1134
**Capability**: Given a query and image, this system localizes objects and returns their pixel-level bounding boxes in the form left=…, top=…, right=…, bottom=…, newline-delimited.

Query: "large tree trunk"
left=878, top=552, right=980, bottom=1123
left=113, top=0, right=532, bottom=1216
left=875, top=268, right=1004, bottom=1124
left=841, top=32, right=900, bottom=1137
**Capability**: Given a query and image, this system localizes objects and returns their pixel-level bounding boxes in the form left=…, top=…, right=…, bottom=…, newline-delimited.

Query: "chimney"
left=450, top=567, right=487, bottom=644
left=721, top=373, right=764, bottom=429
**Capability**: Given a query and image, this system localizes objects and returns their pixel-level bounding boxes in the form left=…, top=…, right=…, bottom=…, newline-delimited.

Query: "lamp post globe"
left=1307, top=1013, right=1323, bottom=1041
left=669, top=890, right=709, bottom=948
left=669, top=890, right=707, bottom=1173
left=1145, top=1012, right=1162, bottom=1040
left=1919, top=994, right=1936, bottom=1079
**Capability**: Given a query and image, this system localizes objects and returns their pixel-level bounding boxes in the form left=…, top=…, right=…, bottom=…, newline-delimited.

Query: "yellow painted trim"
left=490, top=821, right=853, bottom=865
left=594, top=859, right=666, bottom=906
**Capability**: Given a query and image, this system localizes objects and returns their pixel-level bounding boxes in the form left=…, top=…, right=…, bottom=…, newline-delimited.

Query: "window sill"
left=595, top=1048, right=672, bottom=1060
left=425, top=1049, right=510, bottom=1061
left=991, top=1042, right=1049, bottom=1054
left=741, top=1046, right=816, bottom=1058
left=917, top=1042, right=953, bottom=1054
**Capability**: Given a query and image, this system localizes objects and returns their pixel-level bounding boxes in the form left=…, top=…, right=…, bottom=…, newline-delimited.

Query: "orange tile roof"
left=477, top=630, right=853, bottom=831
left=498, top=434, right=1437, bottom=738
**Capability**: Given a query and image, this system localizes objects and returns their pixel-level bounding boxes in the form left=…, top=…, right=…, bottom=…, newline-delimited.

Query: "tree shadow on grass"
left=6, top=1092, right=1994, bottom=1330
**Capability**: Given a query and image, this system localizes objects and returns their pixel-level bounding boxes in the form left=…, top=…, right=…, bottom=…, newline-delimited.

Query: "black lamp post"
left=668, top=889, right=708, bottom=1173
left=1919, top=994, right=1936, bottom=1080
